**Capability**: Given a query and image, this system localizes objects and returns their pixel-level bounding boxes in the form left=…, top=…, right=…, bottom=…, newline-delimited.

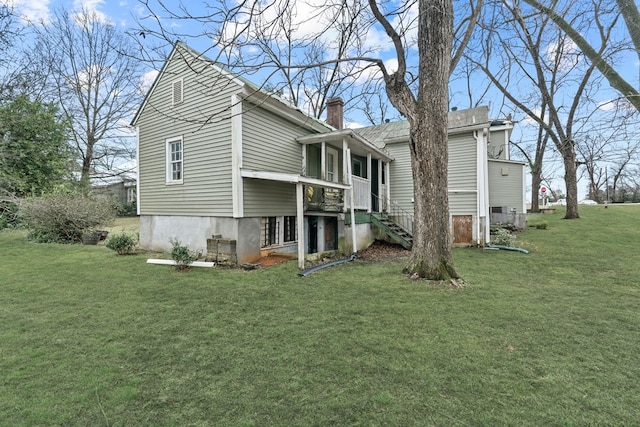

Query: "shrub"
left=491, top=227, right=516, bottom=247
left=169, top=238, right=200, bottom=271
left=106, top=233, right=137, bottom=255
left=19, top=193, right=115, bottom=243
left=116, top=201, right=137, bottom=217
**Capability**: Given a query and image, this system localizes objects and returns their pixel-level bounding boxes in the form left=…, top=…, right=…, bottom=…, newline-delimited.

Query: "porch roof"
left=240, top=169, right=351, bottom=190
left=295, top=129, right=393, bottom=162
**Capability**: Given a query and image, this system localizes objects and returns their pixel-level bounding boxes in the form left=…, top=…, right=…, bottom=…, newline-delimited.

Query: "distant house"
left=91, top=175, right=137, bottom=205
left=131, top=43, right=526, bottom=267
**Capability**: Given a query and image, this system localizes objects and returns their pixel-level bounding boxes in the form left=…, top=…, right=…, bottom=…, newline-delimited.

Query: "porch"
left=296, top=129, right=393, bottom=214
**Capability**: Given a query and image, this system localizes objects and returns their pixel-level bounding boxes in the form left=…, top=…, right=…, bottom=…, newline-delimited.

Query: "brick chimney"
left=326, top=98, right=344, bottom=130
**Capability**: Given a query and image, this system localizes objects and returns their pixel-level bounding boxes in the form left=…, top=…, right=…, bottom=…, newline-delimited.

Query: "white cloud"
left=545, top=37, right=579, bottom=72
left=598, top=98, right=634, bottom=113
left=140, top=69, right=159, bottom=93
left=72, top=0, right=110, bottom=24
left=6, top=0, right=51, bottom=23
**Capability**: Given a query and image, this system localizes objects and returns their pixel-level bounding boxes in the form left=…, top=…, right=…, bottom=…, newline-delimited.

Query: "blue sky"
left=6, top=0, right=639, bottom=199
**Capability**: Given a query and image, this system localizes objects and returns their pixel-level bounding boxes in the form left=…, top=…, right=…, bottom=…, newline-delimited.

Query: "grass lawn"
left=1, top=207, right=639, bottom=426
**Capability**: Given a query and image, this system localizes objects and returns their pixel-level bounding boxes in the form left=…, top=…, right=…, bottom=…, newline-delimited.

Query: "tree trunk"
left=531, top=168, right=542, bottom=212
left=405, top=118, right=458, bottom=280
left=402, top=0, right=457, bottom=280
left=561, top=144, right=579, bottom=219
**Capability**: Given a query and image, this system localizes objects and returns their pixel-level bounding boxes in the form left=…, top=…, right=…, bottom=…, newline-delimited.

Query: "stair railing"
left=371, top=193, right=414, bottom=235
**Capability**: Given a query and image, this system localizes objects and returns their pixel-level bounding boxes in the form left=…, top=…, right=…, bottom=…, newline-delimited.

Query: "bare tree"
left=137, top=0, right=482, bottom=280
left=511, top=119, right=552, bottom=211
left=469, top=0, right=620, bottom=219
left=523, top=0, right=640, bottom=112
left=32, top=8, right=144, bottom=184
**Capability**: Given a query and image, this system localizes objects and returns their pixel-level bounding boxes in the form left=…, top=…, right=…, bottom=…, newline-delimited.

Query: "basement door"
left=324, top=216, right=338, bottom=251
left=452, top=215, right=473, bottom=246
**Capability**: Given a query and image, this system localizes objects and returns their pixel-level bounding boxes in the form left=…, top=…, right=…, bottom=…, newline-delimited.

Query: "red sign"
left=541, top=187, right=547, bottom=193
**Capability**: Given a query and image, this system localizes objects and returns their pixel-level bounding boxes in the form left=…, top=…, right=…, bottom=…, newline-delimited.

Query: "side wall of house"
left=137, top=50, right=240, bottom=217
left=487, top=128, right=510, bottom=160
left=387, top=133, right=478, bottom=216
left=448, top=133, right=478, bottom=216
left=242, top=103, right=315, bottom=217
left=488, top=160, right=526, bottom=232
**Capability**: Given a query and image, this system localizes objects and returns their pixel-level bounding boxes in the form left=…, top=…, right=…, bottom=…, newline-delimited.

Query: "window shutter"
left=172, top=79, right=183, bottom=105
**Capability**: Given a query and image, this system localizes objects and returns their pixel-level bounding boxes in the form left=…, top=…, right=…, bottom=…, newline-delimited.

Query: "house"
left=91, top=174, right=137, bottom=206
left=132, top=43, right=526, bottom=268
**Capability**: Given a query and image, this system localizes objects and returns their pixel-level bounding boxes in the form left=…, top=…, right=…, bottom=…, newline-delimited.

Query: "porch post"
left=342, top=139, right=348, bottom=184
left=377, top=160, right=383, bottom=212
left=366, top=153, right=372, bottom=212
left=342, top=138, right=349, bottom=212
left=296, top=182, right=305, bottom=269
left=320, top=142, right=326, bottom=181
left=346, top=148, right=357, bottom=254
left=385, top=161, right=391, bottom=211
left=301, top=144, right=307, bottom=176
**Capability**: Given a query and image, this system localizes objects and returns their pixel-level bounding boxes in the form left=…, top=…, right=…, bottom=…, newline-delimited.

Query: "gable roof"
left=354, top=106, right=496, bottom=147
left=131, top=42, right=333, bottom=134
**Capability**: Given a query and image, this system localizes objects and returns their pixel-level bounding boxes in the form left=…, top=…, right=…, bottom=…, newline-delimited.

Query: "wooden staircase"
left=371, top=212, right=413, bottom=250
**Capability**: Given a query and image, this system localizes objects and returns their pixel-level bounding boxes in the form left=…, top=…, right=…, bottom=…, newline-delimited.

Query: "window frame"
left=166, top=136, right=184, bottom=184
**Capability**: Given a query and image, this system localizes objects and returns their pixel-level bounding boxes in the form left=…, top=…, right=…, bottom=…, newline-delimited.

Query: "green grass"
left=1, top=207, right=639, bottom=426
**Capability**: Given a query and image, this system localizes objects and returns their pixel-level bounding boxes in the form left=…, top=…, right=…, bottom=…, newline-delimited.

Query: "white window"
left=166, top=136, right=183, bottom=184
left=172, top=78, right=183, bottom=105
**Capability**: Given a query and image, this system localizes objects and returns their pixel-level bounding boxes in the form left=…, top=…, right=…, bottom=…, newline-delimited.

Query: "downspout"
left=482, top=128, right=490, bottom=245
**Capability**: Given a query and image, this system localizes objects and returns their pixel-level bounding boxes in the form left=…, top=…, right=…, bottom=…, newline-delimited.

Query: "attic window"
left=172, top=79, right=183, bottom=105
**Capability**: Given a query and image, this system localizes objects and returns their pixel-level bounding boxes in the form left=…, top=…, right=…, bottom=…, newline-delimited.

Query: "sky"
left=6, top=0, right=640, bottom=200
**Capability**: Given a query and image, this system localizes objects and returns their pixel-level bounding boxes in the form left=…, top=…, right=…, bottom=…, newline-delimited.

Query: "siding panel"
left=241, top=103, right=316, bottom=216
left=137, top=46, right=239, bottom=216
left=242, top=179, right=297, bottom=217
left=242, top=104, right=308, bottom=173
left=488, top=160, right=525, bottom=212
left=387, top=133, right=478, bottom=217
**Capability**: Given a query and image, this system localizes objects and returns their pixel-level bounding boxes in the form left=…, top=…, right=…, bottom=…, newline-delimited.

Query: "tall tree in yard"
left=469, top=0, right=622, bottom=219
left=370, top=0, right=456, bottom=279
left=0, top=96, right=71, bottom=196
left=138, top=0, right=481, bottom=280
left=524, top=0, right=640, bottom=112
left=32, top=8, right=143, bottom=184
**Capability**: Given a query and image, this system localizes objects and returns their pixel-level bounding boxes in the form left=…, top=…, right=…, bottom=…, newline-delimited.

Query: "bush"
left=169, top=238, right=200, bottom=271
left=491, top=227, right=516, bottom=247
left=116, top=201, right=137, bottom=217
left=19, top=193, right=116, bottom=243
left=106, top=233, right=137, bottom=255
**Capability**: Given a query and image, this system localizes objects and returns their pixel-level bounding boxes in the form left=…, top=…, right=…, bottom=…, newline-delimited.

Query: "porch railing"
left=350, top=176, right=371, bottom=211
left=372, top=193, right=414, bottom=235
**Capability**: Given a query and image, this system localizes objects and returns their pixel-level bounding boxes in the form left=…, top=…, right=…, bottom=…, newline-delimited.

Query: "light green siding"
left=488, top=160, right=525, bottom=212
left=387, top=133, right=478, bottom=216
left=448, top=133, right=478, bottom=216
left=386, top=142, right=414, bottom=213
left=242, top=104, right=307, bottom=173
left=488, top=129, right=509, bottom=160
left=242, top=179, right=296, bottom=217
left=241, top=104, right=317, bottom=216
left=136, top=47, right=241, bottom=216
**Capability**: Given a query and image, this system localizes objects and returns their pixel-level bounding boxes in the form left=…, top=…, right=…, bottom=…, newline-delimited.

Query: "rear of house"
left=133, top=43, right=527, bottom=266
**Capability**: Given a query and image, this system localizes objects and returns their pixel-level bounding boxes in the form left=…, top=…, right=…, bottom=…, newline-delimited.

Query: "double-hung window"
left=166, top=136, right=183, bottom=184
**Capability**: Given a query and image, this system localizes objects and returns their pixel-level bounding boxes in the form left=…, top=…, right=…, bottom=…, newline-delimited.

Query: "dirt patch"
left=357, top=240, right=410, bottom=262
left=253, top=255, right=291, bottom=267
